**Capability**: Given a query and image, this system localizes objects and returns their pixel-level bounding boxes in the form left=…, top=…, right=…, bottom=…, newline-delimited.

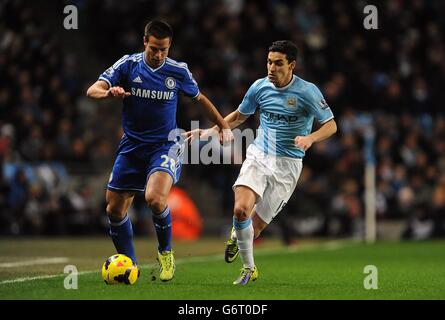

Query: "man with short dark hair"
left=190, top=40, right=337, bottom=285
left=87, top=20, right=233, bottom=282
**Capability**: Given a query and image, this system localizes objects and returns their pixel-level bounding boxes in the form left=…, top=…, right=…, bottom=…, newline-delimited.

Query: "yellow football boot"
left=233, top=266, right=258, bottom=285
left=157, top=250, right=175, bottom=282
left=225, top=228, right=239, bottom=263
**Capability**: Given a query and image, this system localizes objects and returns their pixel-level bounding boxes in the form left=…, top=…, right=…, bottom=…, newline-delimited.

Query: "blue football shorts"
left=107, top=135, right=183, bottom=193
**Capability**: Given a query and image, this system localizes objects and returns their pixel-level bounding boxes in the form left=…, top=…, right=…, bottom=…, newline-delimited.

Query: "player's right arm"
left=184, top=80, right=259, bottom=142
left=86, top=80, right=130, bottom=99
left=185, top=110, right=249, bottom=142
left=185, top=104, right=254, bottom=143
left=205, top=109, right=250, bottom=133
left=87, top=54, right=131, bottom=99
left=220, top=110, right=250, bottom=130
left=201, top=80, right=258, bottom=138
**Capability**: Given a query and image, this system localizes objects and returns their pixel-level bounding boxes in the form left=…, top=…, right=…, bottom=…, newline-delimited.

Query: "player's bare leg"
left=232, top=186, right=259, bottom=285
left=225, top=187, right=256, bottom=263
left=145, top=171, right=173, bottom=214
left=145, top=171, right=175, bottom=281
left=229, top=210, right=268, bottom=241
left=105, top=190, right=138, bottom=265
left=106, top=190, right=135, bottom=221
left=252, top=211, right=268, bottom=239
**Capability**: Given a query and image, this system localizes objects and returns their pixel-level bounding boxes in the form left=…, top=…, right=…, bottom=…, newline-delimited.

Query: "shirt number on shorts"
left=160, top=155, right=176, bottom=173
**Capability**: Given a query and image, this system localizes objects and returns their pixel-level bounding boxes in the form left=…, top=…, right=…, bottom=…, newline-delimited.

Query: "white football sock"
left=231, top=227, right=237, bottom=241
left=234, top=218, right=255, bottom=270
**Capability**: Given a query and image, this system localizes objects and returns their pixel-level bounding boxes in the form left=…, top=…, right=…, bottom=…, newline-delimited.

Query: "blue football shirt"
left=238, top=75, right=334, bottom=158
left=98, top=53, right=200, bottom=144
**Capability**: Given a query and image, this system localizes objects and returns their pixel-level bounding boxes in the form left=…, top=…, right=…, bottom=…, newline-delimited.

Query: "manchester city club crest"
left=165, top=77, right=176, bottom=89
left=286, top=96, right=297, bottom=108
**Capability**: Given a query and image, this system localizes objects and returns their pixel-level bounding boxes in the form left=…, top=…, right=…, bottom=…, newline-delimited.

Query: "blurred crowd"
left=1, top=0, right=445, bottom=239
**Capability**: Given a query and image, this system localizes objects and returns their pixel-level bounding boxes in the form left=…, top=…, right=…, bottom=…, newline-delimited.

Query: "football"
left=102, top=254, right=140, bottom=285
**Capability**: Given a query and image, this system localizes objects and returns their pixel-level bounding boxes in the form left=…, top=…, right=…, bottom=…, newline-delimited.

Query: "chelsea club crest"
left=165, top=77, right=176, bottom=89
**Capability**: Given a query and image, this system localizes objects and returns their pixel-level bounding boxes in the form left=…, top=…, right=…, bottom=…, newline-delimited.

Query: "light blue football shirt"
left=238, top=75, right=334, bottom=159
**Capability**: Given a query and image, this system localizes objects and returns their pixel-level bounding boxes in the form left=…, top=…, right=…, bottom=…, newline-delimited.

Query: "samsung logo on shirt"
left=131, top=87, right=174, bottom=100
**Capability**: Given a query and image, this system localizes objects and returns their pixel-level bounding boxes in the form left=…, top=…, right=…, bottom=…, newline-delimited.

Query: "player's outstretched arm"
left=86, top=80, right=130, bottom=99
left=193, top=93, right=234, bottom=143
left=217, top=110, right=250, bottom=130
left=294, top=119, right=337, bottom=151
left=184, top=110, right=250, bottom=143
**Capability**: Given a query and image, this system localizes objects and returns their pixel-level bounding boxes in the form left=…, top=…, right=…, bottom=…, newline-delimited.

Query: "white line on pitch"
left=0, top=257, right=69, bottom=268
left=0, top=271, right=91, bottom=285
left=0, top=241, right=348, bottom=285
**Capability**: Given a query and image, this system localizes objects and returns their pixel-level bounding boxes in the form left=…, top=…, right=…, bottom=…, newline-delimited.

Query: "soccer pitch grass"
left=0, top=237, right=444, bottom=300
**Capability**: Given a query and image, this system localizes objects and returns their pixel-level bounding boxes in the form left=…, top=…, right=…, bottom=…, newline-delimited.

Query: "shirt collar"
left=143, top=52, right=166, bottom=72
left=270, top=75, right=296, bottom=90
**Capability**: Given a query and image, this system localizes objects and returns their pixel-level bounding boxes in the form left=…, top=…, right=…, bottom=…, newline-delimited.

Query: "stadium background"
left=1, top=0, right=445, bottom=244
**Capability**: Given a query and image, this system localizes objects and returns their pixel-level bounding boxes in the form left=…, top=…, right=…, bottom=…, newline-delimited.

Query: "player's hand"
left=107, top=86, right=131, bottom=98
left=182, top=127, right=218, bottom=144
left=294, top=135, right=314, bottom=151
left=219, top=128, right=234, bottom=145
left=182, top=129, right=202, bottom=144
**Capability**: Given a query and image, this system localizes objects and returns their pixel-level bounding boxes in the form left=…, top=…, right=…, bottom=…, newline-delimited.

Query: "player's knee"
left=105, top=203, right=126, bottom=220
left=145, top=194, right=167, bottom=214
left=233, top=204, right=251, bottom=221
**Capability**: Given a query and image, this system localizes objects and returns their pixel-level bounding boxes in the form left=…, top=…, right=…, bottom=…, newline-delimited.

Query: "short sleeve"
left=238, top=80, right=261, bottom=115
left=305, top=84, right=334, bottom=124
left=180, top=64, right=200, bottom=98
left=98, top=55, right=130, bottom=88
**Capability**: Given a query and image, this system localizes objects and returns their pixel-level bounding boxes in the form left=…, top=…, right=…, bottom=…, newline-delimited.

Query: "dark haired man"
left=189, top=40, right=337, bottom=285
left=87, top=20, right=233, bottom=282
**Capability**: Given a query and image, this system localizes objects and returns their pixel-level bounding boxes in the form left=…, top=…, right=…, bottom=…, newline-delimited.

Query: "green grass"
left=0, top=238, right=444, bottom=299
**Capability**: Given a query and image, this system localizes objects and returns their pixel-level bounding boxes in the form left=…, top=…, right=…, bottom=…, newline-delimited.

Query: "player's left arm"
left=295, top=83, right=337, bottom=151
left=294, top=119, right=337, bottom=151
left=192, top=93, right=234, bottom=143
